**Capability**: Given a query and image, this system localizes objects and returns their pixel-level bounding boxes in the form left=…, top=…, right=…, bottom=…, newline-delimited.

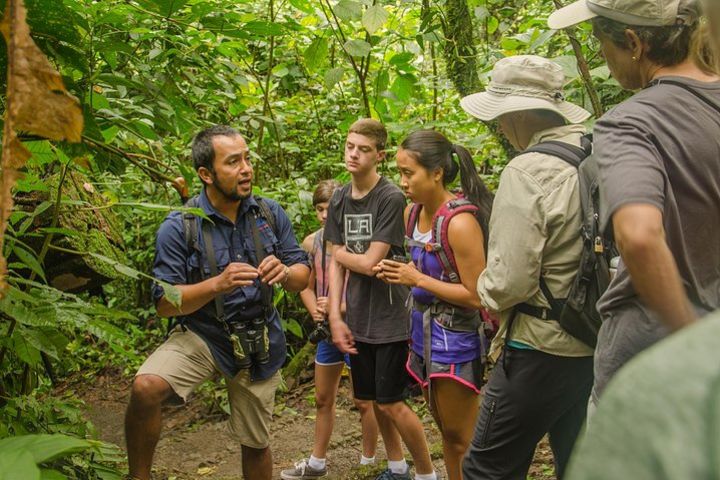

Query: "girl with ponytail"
left=374, top=129, right=493, bottom=480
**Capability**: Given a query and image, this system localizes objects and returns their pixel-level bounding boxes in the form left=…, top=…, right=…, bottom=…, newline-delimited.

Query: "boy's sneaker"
left=280, top=459, right=328, bottom=479
left=374, top=468, right=411, bottom=480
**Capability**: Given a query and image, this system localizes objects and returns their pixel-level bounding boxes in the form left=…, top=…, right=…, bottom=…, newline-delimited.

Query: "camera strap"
left=200, top=221, right=232, bottom=336
left=320, top=228, right=329, bottom=298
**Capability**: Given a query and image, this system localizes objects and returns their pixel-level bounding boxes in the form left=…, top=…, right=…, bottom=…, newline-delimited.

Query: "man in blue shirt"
left=124, top=125, right=309, bottom=480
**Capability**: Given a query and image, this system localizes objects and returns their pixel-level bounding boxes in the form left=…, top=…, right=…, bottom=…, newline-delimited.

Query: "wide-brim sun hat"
left=549, top=0, right=700, bottom=30
left=460, top=55, right=591, bottom=124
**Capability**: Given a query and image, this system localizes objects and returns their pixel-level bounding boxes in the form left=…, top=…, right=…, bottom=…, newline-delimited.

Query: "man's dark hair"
left=191, top=125, right=242, bottom=172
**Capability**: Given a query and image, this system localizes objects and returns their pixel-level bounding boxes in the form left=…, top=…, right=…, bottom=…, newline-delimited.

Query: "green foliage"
left=0, top=1, right=632, bottom=476
left=0, top=433, right=122, bottom=480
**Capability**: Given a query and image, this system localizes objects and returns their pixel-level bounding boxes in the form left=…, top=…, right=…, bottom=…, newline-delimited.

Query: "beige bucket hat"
left=549, top=0, right=700, bottom=30
left=460, top=55, right=591, bottom=123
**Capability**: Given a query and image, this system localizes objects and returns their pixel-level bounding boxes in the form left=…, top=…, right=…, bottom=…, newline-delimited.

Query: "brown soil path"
left=74, top=368, right=555, bottom=480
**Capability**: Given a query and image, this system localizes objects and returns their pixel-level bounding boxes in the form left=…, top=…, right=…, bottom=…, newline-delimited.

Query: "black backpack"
left=515, top=136, right=616, bottom=348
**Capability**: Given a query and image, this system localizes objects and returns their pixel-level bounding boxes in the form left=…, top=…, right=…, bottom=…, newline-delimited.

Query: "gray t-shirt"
left=594, top=77, right=720, bottom=399
left=324, top=177, right=409, bottom=343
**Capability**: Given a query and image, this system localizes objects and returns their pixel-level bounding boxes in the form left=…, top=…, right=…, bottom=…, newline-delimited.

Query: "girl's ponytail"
left=451, top=144, right=493, bottom=251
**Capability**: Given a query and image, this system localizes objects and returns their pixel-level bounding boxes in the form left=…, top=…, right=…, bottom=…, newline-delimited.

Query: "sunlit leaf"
left=323, top=67, right=345, bottom=89
left=333, top=0, right=361, bottom=21
left=362, top=4, right=387, bottom=34
left=343, top=39, right=371, bottom=57
left=304, top=36, right=328, bottom=71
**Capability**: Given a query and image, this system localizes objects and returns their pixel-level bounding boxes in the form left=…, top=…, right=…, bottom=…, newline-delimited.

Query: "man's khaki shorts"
left=136, top=327, right=281, bottom=449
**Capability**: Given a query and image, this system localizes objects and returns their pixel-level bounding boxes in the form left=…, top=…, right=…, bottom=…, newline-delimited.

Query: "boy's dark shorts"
left=349, top=340, right=411, bottom=404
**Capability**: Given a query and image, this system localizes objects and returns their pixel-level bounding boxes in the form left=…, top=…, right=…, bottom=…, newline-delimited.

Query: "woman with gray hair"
left=549, top=0, right=720, bottom=416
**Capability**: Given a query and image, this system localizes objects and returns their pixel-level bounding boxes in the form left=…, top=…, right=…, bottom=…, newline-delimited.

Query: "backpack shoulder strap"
left=405, top=203, right=422, bottom=239
left=648, top=79, right=720, bottom=115
left=255, top=196, right=278, bottom=235
left=431, top=198, right=479, bottom=283
left=182, top=195, right=201, bottom=252
left=523, top=140, right=590, bottom=168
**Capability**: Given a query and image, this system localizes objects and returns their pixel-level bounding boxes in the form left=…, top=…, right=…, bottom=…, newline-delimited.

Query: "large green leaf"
left=243, top=20, right=284, bottom=37
left=324, top=67, right=345, bottom=89
left=11, top=330, right=42, bottom=366
left=304, top=37, right=328, bottom=71
left=39, top=469, right=67, bottom=480
left=343, top=39, right=371, bottom=58
left=86, top=317, right=127, bottom=345
left=333, top=0, right=362, bottom=21
left=136, top=0, right=189, bottom=17
left=391, top=74, right=417, bottom=102
left=16, top=327, right=67, bottom=360
left=11, top=245, right=46, bottom=282
left=0, top=449, right=40, bottom=480
left=0, top=434, right=93, bottom=465
left=362, top=4, right=387, bottom=34
left=289, top=0, right=314, bottom=14
left=24, top=141, right=56, bottom=167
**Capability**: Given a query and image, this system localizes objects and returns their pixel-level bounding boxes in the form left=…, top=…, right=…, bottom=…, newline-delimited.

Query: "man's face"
left=344, top=132, right=384, bottom=175
left=206, top=134, right=253, bottom=201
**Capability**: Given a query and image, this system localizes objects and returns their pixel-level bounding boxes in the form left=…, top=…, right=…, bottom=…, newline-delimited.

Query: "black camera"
left=229, top=318, right=270, bottom=369
left=308, top=320, right=330, bottom=345
left=391, top=254, right=411, bottom=263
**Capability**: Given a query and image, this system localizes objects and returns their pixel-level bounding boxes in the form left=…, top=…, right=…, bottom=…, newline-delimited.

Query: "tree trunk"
left=442, top=0, right=480, bottom=97
left=441, top=0, right=516, bottom=158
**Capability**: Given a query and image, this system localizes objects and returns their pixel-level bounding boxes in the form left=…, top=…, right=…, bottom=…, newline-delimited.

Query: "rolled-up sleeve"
left=151, top=212, right=188, bottom=303
left=477, top=163, right=546, bottom=312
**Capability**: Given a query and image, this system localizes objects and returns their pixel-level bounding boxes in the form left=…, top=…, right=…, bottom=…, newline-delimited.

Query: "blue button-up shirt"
left=152, top=189, right=308, bottom=380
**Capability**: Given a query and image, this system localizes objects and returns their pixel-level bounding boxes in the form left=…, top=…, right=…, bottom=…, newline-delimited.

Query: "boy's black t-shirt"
left=324, top=177, right=409, bottom=343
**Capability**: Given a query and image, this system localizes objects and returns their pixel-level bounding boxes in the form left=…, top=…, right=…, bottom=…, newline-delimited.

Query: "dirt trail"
left=76, top=368, right=555, bottom=479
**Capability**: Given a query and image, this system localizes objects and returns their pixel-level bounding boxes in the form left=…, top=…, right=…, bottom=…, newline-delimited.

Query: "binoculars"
left=229, top=318, right=270, bottom=369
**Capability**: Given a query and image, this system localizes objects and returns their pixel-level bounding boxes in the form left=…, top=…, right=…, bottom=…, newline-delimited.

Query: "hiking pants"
left=462, top=348, right=593, bottom=480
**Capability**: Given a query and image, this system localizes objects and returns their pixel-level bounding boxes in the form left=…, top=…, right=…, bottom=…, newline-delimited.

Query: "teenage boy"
left=324, top=119, right=437, bottom=480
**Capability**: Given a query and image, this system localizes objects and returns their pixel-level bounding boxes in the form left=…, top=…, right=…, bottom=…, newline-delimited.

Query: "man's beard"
left=213, top=175, right=251, bottom=202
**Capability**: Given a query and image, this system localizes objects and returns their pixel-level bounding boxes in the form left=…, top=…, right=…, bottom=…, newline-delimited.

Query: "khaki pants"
left=136, top=327, right=281, bottom=448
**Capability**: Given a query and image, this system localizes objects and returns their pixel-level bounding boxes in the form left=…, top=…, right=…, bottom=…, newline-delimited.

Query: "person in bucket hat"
left=460, top=55, right=594, bottom=480
left=460, top=55, right=590, bottom=124
left=547, top=0, right=720, bottom=424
